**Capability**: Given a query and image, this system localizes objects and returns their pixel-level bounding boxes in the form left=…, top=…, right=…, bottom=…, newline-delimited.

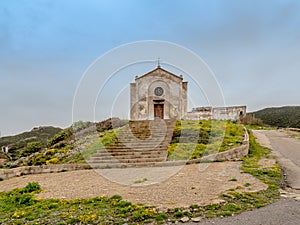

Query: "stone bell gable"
left=130, top=66, right=188, bottom=120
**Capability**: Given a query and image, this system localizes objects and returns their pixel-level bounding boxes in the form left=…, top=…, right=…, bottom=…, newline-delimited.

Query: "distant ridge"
left=252, top=106, right=300, bottom=128
left=0, top=126, right=62, bottom=160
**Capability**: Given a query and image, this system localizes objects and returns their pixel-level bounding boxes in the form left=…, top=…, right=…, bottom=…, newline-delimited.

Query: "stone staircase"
left=87, top=119, right=176, bottom=168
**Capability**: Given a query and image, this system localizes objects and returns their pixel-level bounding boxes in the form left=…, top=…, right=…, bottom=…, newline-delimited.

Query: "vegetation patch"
left=291, top=133, right=300, bottom=139
left=229, top=178, right=237, bottom=182
left=167, top=120, right=244, bottom=160
left=0, top=183, right=159, bottom=225
left=134, top=178, right=148, bottom=184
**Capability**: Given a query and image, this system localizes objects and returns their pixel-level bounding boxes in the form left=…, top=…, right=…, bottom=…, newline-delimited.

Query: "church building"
left=130, top=65, right=188, bottom=120
left=130, top=65, right=246, bottom=122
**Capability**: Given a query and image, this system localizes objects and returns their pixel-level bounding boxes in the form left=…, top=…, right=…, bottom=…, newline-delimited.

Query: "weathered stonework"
left=186, top=106, right=247, bottom=122
left=130, top=66, right=187, bottom=120
left=0, top=164, right=92, bottom=180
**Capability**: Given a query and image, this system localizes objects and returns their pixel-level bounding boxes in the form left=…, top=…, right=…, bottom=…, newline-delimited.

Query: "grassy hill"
left=252, top=106, right=300, bottom=128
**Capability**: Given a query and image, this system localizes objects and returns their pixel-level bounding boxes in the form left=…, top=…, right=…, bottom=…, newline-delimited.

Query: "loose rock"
left=191, top=217, right=201, bottom=222
left=180, top=216, right=190, bottom=223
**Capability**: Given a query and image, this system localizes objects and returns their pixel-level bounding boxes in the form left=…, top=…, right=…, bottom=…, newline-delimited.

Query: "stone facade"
left=130, top=66, right=246, bottom=122
left=130, top=66, right=187, bottom=120
left=186, top=106, right=246, bottom=122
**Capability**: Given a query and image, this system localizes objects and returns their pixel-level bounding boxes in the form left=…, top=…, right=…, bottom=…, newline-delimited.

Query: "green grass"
left=81, top=129, right=119, bottom=160
left=291, top=133, right=300, bottom=139
left=0, top=183, right=158, bottom=225
left=167, top=120, right=245, bottom=160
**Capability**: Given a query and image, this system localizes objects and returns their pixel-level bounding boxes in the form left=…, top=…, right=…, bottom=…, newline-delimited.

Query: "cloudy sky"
left=0, top=0, right=299, bottom=136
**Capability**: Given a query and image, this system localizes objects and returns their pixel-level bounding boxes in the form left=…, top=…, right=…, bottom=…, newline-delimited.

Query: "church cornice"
left=135, top=67, right=183, bottom=81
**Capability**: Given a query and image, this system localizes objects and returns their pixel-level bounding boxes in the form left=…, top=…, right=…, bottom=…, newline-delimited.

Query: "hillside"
left=252, top=106, right=300, bottom=128
left=0, top=126, right=62, bottom=161
left=0, top=118, right=128, bottom=168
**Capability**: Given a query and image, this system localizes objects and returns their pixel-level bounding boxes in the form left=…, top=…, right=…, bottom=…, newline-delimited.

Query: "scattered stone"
left=219, top=199, right=226, bottom=204
left=212, top=199, right=223, bottom=204
left=191, top=217, right=201, bottom=222
left=180, top=216, right=190, bottom=223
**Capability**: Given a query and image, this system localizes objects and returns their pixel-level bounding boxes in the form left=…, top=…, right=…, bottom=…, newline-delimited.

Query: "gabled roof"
left=135, top=66, right=183, bottom=80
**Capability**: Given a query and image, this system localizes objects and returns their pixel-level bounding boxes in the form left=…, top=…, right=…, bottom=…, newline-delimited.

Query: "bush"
left=47, top=129, right=72, bottom=147
left=13, top=193, right=34, bottom=206
left=22, top=182, right=41, bottom=193
left=46, top=158, right=60, bottom=165
left=20, top=142, right=42, bottom=157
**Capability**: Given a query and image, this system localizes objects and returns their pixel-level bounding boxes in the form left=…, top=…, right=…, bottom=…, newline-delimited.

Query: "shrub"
left=46, top=158, right=60, bottom=165
left=20, top=141, right=42, bottom=157
left=47, top=129, right=72, bottom=147
left=22, top=182, right=41, bottom=193
left=13, top=193, right=34, bottom=206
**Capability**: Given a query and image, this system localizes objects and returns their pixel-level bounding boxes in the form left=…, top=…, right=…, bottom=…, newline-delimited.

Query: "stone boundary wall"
left=0, top=129, right=249, bottom=180
left=0, top=164, right=91, bottom=180
left=187, top=128, right=249, bottom=164
left=284, top=128, right=300, bottom=132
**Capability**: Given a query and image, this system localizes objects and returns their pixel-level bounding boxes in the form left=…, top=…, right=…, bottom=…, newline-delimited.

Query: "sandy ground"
left=0, top=162, right=267, bottom=210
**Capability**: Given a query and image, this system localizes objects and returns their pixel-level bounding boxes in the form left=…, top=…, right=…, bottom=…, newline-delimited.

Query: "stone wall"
left=191, top=128, right=249, bottom=163
left=186, top=106, right=247, bottom=122
left=0, top=164, right=91, bottom=180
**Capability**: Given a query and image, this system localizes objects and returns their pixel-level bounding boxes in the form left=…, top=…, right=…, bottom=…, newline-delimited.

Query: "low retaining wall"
left=284, top=128, right=300, bottom=132
left=0, top=164, right=91, bottom=180
left=187, top=128, right=249, bottom=164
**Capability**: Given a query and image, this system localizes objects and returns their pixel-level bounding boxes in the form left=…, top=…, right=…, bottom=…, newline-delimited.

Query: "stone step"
left=90, top=152, right=167, bottom=160
left=92, top=150, right=167, bottom=155
left=117, top=129, right=174, bottom=133
left=103, top=148, right=167, bottom=153
left=105, top=143, right=168, bottom=147
left=87, top=119, right=176, bottom=168
left=88, top=160, right=186, bottom=169
left=88, top=162, right=156, bottom=169
left=92, top=150, right=167, bottom=157
left=88, top=157, right=165, bottom=164
left=117, top=134, right=173, bottom=138
left=105, top=144, right=168, bottom=149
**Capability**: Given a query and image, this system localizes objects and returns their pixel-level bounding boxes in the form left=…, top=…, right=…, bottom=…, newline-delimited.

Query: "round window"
left=154, top=87, right=164, bottom=96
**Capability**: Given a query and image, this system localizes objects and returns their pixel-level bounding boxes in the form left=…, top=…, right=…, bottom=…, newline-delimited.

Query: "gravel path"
left=0, top=162, right=267, bottom=210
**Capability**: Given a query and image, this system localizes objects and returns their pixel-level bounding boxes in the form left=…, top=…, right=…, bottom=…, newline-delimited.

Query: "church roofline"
left=135, top=66, right=183, bottom=81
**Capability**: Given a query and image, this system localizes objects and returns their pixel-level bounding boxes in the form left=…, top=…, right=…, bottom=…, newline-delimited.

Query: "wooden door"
left=154, top=104, right=164, bottom=119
